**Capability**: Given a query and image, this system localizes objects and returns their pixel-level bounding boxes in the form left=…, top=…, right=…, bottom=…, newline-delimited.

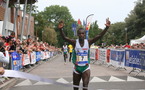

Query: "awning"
left=130, top=35, right=145, bottom=45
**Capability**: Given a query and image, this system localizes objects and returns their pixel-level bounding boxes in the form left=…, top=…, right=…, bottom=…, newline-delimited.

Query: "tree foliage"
left=88, top=21, right=102, bottom=45
left=43, top=27, right=58, bottom=45
left=125, top=0, right=145, bottom=41
left=104, top=22, right=126, bottom=45
left=31, top=0, right=145, bottom=47
left=35, top=5, right=75, bottom=47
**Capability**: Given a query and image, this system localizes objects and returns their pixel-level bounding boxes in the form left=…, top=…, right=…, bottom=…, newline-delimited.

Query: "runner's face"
left=78, top=30, right=85, bottom=40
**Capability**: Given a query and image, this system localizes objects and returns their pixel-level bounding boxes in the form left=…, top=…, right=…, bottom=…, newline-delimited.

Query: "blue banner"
left=36, top=51, right=41, bottom=62
left=125, top=49, right=145, bottom=70
left=110, top=50, right=118, bottom=61
left=118, top=51, right=124, bottom=62
left=110, top=50, right=125, bottom=63
left=72, top=23, right=77, bottom=36
left=11, top=52, right=22, bottom=70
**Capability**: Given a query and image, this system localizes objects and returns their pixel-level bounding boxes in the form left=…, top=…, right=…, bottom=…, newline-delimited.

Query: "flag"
left=78, top=19, right=82, bottom=25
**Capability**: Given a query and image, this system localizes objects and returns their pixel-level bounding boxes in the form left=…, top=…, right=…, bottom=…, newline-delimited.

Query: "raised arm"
left=89, top=18, right=111, bottom=45
left=58, top=21, right=76, bottom=46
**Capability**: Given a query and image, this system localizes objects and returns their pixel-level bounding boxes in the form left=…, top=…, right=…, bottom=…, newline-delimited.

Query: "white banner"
left=30, top=52, right=36, bottom=64
left=22, top=54, right=30, bottom=66
left=98, top=49, right=107, bottom=62
left=90, top=48, right=96, bottom=60
left=1, top=70, right=87, bottom=89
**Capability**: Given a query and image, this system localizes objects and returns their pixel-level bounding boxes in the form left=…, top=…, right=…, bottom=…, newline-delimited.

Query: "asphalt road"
left=6, top=54, right=145, bottom=90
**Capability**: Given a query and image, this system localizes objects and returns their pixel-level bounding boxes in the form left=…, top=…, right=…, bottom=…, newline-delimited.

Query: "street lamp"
left=14, top=1, right=20, bottom=9
left=125, top=28, right=127, bottom=43
left=112, top=33, right=114, bottom=44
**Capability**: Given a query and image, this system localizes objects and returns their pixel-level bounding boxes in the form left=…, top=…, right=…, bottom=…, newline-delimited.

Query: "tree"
left=40, top=5, right=75, bottom=47
left=26, top=4, right=39, bottom=14
left=88, top=21, right=102, bottom=45
left=103, top=22, right=126, bottom=45
left=43, top=27, right=58, bottom=45
left=125, top=0, right=145, bottom=41
left=133, top=0, right=145, bottom=37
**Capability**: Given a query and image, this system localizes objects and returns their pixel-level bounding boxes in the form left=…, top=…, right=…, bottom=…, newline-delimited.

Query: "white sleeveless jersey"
left=63, top=45, right=68, bottom=52
left=75, top=39, right=89, bottom=66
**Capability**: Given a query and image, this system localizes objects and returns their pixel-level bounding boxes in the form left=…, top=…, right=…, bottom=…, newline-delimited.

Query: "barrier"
left=11, top=52, right=22, bottom=70
left=109, top=49, right=126, bottom=70
left=36, top=51, right=41, bottom=62
left=125, top=49, right=145, bottom=74
left=10, top=51, right=55, bottom=71
left=90, top=48, right=96, bottom=63
left=97, top=49, right=110, bottom=65
left=30, top=51, right=36, bottom=64
left=94, top=48, right=145, bottom=75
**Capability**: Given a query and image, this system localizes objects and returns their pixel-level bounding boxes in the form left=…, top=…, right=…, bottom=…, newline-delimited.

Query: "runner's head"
left=77, top=28, right=86, bottom=40
left=64, top=42, right=67, bottom=46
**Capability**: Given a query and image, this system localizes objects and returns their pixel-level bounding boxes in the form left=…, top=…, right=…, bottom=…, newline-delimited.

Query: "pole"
left=27, top=0, right=33, bottom=38
left=35, top=21, right=38, bottom=39
left=42, top=30, right=43, bottom=42
left=2, top=0, right=10, bottom=36
left=126, top=30, right=127, bottom=43
left=125, top=28, right=127, bottom=43
left=13, top=0, right=20, bottom=39
left=20, top=0, right=28, bottom=41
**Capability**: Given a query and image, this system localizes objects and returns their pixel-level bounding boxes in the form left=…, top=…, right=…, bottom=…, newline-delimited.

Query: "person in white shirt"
left=62, top=42, right=68, bottom=64
left=0, top=42, right=10, bottom=75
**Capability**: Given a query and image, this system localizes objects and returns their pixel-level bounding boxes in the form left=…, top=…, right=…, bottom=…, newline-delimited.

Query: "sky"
left=35, top=0, right=138, bottom=29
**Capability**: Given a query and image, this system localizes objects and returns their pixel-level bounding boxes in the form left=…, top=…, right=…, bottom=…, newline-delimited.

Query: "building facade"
left=0, top=0, right=36, bottom=39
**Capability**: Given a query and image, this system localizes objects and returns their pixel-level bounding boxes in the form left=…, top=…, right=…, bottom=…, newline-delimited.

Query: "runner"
left=58, top=18, right=110, bottom=90
left=62, top=42, right=68, bottom=64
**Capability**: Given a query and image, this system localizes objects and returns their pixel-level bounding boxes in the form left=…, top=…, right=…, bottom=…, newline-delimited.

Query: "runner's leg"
left=64, top=54, right=66, bottom=63
left=82, top=69, right=90, bottom=90
left=73, top=72, right=81, bottom=90
left=69, top=53, right=72, bottom=62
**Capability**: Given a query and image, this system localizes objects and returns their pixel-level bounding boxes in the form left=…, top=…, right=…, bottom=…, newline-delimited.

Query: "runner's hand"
left=0, top=67, right=5, bottom=75
left=105, top=18, right=111, bottom=27
left=58, top=21, right=64, bottom=29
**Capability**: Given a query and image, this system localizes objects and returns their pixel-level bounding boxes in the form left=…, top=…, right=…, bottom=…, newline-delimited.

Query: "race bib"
left=76, top=50, right=88, bottom=65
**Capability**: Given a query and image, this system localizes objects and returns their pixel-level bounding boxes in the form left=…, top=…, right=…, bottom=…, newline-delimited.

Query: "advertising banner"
left=110, top=49, right=125, bottom=67
left=36, top=51, right=41, bottom=62
left=125, top=49, right=145, bottom=70
left=11, top=52, right=22, bottom=70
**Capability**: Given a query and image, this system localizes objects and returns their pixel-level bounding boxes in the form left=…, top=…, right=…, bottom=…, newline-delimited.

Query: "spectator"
left=0, top=42, right=10, bottom=75
left=124, top=43, right=131, bottom=49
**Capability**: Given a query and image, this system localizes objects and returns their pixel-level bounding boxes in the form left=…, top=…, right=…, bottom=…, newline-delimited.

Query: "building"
left=0, top=0, right=37, bottom=39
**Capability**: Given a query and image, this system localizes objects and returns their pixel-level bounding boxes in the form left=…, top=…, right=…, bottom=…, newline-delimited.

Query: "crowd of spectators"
left=0, top=32, right=59, bottom=55
left=0, top=31, right=62, bottom=75
left=95, top=42, right=145, bottom=50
